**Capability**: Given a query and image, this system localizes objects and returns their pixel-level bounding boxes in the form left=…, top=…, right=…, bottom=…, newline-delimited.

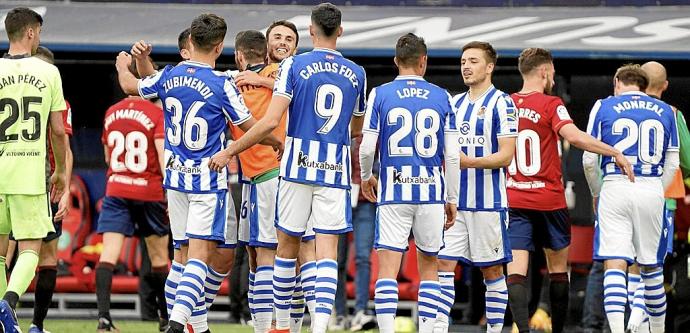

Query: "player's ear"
left=663, top=80, right=669, bottom=92
left=309, top=25, right=315, bottom=37
left=486, top=61, right=495, bottom=75
left=337, top=26, right=343, bottom=38
left=393, top=56, right=399, bottom=69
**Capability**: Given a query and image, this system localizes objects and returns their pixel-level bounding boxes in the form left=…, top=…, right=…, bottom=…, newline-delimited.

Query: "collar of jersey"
left=182, top=60, right=212, bottom=68
left=467, top=84, right=495, bottom=104
left=620, top=91, right=647, bottom=96
left=313, top=47, right=342, bottom=56
left=246, top=64, right=266, bottom=73
left=395, top=75, right=425, bottom=81
left=2, top=53, right=31, bottom=59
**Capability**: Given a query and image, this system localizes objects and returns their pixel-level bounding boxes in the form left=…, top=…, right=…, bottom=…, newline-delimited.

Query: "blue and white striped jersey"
left=454, top=86, right=518, bottom=211
left=274, top=48, right=367, bottom=189
left=362, top=76, right=457, bottom=205
left=586, top=91, right=678, bottom=178
left=138, top=61, right=251, bottom=193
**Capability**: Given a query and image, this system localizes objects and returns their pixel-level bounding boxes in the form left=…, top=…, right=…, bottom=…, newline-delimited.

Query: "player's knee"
left=480, top=264, right=504, bottom=280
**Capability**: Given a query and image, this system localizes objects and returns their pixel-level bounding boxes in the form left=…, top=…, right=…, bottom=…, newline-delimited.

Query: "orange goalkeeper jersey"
left=231, top=63, right=286, bottom=179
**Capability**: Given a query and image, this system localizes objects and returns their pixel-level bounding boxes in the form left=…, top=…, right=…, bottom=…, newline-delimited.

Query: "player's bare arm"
left=49, top=112, right=68, bottom=202
left=461, top=136, right=516, bottom=169
left=219, top=95, right=288, bottom=156
left=350, top=113, right=365, bottom=139
left=154, top=138, right=165, bottom=175
left=559, top=123, right=634, bottom=182
left=235, top=70, right=275, bottom=89
left=116, top=52, right=139, bottom=95
left=54, top=134, right=73, bottom=221
left=131, top=40, right=156, bottom=78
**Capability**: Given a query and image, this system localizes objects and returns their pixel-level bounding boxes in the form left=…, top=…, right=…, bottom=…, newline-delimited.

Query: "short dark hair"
left=178, top=28, right=191, bottom=52
left=235, top=30, right=267, bottom=63
left=615, top=64, right=649, bottom=91
left=462, top=41, right=497, bottom=65
left=190, top=13, right=227, bottom=53
left=266, top=20, right=299, bottom=47
left=34, top=46, right=54, bottom=64
left=395, top=33, right=427, bottom=68
left=518, top=47, right=553, bottom=75
left=311, top=3, right=341, bottom=38
left=4, top=7, right=43, bottom=42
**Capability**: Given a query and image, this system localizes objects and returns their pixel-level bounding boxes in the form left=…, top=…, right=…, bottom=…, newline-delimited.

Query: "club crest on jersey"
left=392, top=168, right=436, bottom=185
left=477, top=106, right=486, bottom=119
left=297, top=151, right=344, bottom=172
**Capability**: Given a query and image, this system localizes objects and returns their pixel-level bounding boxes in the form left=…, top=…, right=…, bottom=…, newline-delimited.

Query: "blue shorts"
left=97, top=196, right=168, bottom=237
left=665, top=208, right=674, bottom=255
left=508, top=208, right=570, bottom=252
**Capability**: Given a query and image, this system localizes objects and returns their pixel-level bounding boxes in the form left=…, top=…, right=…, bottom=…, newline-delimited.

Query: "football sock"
left=641, top=268, right=666, bottom=333
left=312, top=259, right=338, bottom=333
left=418, top=280, right=441, bottom=333
left=248, top=270, right=255, bottom=324
left=627, top=273, right=647, bottom=332
left=300, top=261, right=317, bottom=318
left=32, top=266, right=58, bottom=330
left=254, top=265, right=275, bottom=332
left=273, top=257, right=296, bottom=330
left=165, top=261, right=184, bottom=316
left=204, top=266, right=227, bottom=309
left=507, top=274, right=530, bottom=333
left=289, top=275, right=305, bottom=333
left=603, top=269, right=627, bottom=333
left=549, top=272, right=569, bottom=333
left=170, top=259, right=208, bottom=326
left=95, top=261, right=115, bottom=318
left=484, top=276, right=508, bottom=333
left=434, top=271, right=455, bottom=333
left=374, top=279, right=398, bottom=333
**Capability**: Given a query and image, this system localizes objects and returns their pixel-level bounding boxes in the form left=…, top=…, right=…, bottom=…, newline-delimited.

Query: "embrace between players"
left=108, top=4, right=676, bottom=333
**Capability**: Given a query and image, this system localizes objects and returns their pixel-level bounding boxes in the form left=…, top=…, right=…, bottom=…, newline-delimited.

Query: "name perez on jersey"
left=298, top=61, right=361, bottom=88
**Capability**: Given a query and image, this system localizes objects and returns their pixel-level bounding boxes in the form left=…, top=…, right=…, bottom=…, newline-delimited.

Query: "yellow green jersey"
left=0, top=55, right=66, bottom=195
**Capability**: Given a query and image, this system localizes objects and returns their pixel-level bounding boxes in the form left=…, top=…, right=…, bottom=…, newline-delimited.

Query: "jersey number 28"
left=387, top=108, right=440, bottom=158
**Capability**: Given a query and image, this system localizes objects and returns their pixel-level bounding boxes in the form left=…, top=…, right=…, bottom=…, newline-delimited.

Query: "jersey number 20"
left=612, top=118, right=664, bottom=164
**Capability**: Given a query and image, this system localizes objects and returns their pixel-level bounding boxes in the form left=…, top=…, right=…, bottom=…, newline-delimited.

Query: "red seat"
left=569, top=225, right=595, bottom=264
left=57, top=176, right=92, bottom=266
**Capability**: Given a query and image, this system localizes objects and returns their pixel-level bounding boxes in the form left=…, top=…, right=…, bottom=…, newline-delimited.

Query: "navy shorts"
left=508, top=208, right=570, bottom=251
left=97, top=196, right=168, bottom=237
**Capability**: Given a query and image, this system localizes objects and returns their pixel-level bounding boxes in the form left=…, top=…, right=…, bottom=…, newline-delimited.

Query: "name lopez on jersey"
left=299, top=61, right=361, bottom=88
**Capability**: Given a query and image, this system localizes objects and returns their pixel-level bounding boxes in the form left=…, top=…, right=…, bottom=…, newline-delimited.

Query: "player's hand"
left=361, top=176, right=378, bottom=203
left=614, top=152, right=635, bottom=182
left=49, top=171, right=67, bottom=204
left=235, top=71, right=265, bottom=88
left=115, top=52, right=132, bottom=72
left=444, top=203, right=457, bottom=230
left=54, top=191, right=71, bottom=221
left=459, top=151, right=473, bottom=169
left=209, top=149, right=232, bottom=173
left=273, top=141, right=284, bottom=161
left=131, top=40, right=153, bottom=60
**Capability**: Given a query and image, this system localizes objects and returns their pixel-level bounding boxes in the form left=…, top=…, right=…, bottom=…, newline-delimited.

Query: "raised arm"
left=115, top=52, right=139, bottom=96
left=131, top=40, right=157, bottom=78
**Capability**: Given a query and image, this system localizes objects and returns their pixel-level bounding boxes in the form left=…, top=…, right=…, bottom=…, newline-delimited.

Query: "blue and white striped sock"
left=170, top=259, right=208, bottom=326
left=204, top=266, right=227, bottom=309
left=189, top=301, right=208, bottom=333
left=641, top=268, right=666, bottom=333
left=484, top=276, right=508, bottom=333
left=273, top=257, right=297, bottom=330
left=254, top=265, right=275, bottom=332
left=312, top=259, right=338, bottom=333
left=418, top=280, right=441, bottom=333
left=374, top=279, right=398, bottom=333
left=290, top=275, right=305, bottom=333
left=627, top=273, right=647, bottom=332
left=248, top=270, right=256, bottom=323
left=300, top=261, right=317, bottom=318
left=165, top=261, right=184, bottom=317
left=603, top=269, right=627, bottom=333
left=434, top=272, right=454, bottom=333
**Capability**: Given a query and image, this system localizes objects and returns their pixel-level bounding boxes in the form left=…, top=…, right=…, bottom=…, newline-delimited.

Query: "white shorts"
left=275, top=180, right=352, bottom=237
left=237, top=177, right=279, bottom=248
left=438, top=210, right=511, bottom=267
left=374, top=203, right=445, bottom=255
left=594, top=177, right=666, bottom=266
left=237, top=183, right=251, bottom=245
left=167, top=189, right=236, bottom=248
left=303, top=215, right=316, bottom=242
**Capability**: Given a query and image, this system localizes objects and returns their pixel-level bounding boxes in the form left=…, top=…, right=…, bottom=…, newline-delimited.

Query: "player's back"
left=275, top=48, right=366, bottom=188
left=139, top=61, right=250, bottom=192
left=102, top=97, right=165, bottom=202
left=0, top=56, right=66, bottom=195
left=507, top=92, right=572, bottom=210
left=230, top=63, right=285, bottom=179
left=589, top=92, right=678, bottom=178
left=364, top=76, right=454, bottom=205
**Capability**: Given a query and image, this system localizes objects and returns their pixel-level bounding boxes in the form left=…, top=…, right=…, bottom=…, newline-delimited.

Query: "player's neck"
left=398, top=68, right=422, bottom=77
left=518, top=79, right=545, bottom=95
left=312, top=37, right=337, bottom=51
left=468, top=80, right=493, bottom=100
left=617, top=85, right=642, bottom=95
left=189, top=54, right=216, bottom=68
left=7, top=42, right=32, bottom=57
left=646, top=89, right=663, bottom=99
